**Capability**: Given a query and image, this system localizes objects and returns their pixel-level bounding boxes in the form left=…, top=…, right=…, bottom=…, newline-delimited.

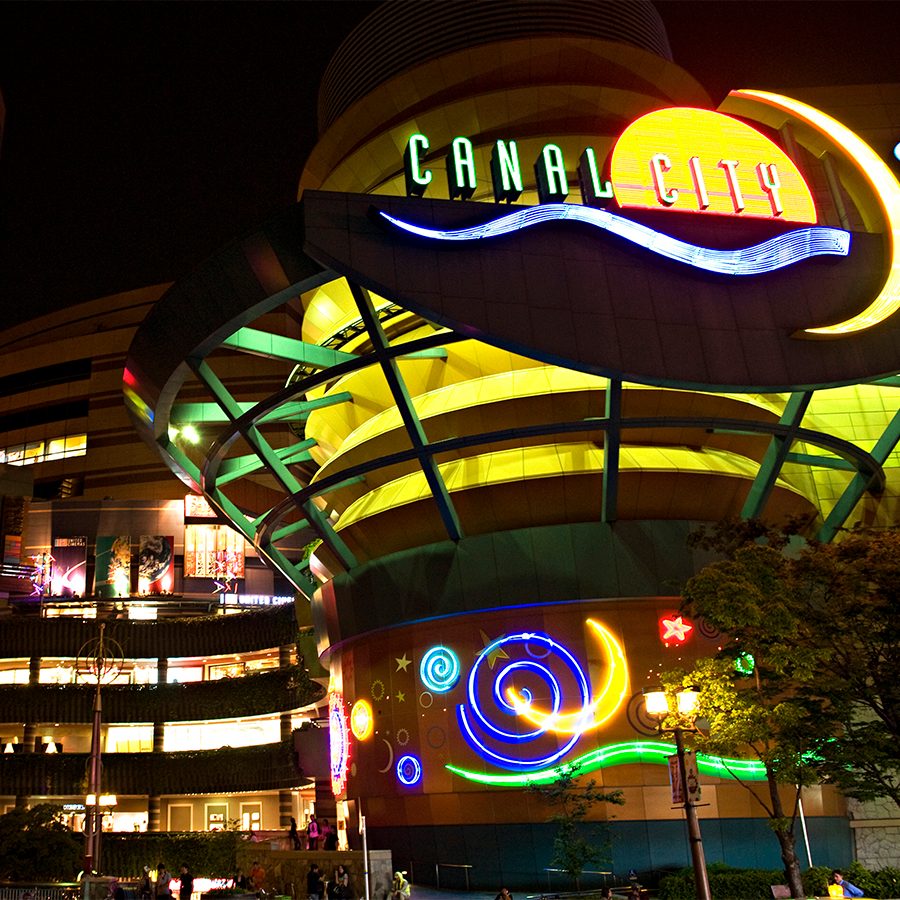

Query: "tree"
left=670, top=522, right=900, bottom=898
left=0, top=803, right=81, bottom=881
left=527, top=763, right=623, bottom=889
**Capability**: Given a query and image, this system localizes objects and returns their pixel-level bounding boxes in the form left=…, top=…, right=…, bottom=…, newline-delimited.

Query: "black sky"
left=1, top=1, right=898, bottom=326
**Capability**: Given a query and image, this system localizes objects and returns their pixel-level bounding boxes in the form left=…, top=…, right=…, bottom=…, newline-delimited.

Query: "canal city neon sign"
left=403, top=106, right=817, bottom=223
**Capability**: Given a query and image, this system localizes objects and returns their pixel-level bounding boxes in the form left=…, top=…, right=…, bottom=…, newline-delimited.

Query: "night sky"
left=1, top=1, right=897, bottom=326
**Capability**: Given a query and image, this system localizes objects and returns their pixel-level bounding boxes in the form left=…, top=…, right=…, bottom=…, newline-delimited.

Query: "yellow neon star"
left=396, top=691, right=405, bottom=703
left=395, top=654, right=411, bottom=672
left=479, top=629, right=509, bottom=669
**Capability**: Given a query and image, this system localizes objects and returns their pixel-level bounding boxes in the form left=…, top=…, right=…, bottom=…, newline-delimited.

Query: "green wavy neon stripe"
left=445, top=740, right=767, bottom=785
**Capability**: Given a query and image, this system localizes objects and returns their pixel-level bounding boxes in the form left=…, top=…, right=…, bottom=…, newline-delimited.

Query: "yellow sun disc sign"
left=507, top=618, right=629, bottom=735
left=610, top=107, right=817, bottom=223
left=724, top=89, right=900, bottom=335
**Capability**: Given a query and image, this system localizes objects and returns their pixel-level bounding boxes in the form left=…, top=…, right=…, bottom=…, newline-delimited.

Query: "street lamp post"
left=643, top=687, right=712, bottom=900
left=77, top=623, right=123, bottom=876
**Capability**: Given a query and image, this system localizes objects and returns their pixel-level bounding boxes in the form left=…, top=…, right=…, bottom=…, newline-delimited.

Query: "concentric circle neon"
left=419, top=645, right=461, bottom=693
left=328, top=692, right=351, bottom=796
left=396, top=754, right=422, bottom=786
left=350, top=699, right=373, bottom=740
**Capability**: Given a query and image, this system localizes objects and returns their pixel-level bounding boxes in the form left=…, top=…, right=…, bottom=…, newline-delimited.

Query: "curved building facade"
left=5, top=0, right=900, bottom=887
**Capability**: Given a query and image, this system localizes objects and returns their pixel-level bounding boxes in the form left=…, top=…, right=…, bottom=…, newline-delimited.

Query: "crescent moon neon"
left=377, top=738, right=394, bottom=774
left=727, top=89, right=900, bottom=335
left=506, top=619, right=629, bottom=734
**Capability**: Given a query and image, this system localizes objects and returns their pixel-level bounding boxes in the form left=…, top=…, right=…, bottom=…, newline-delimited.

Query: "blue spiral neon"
left=396, top=754, right=423, bottom=786
left=456, top=631, right=588, bottom=770
left=420, top=645, right=461, bottom=693
left=379, top=205, right=850, bottom=276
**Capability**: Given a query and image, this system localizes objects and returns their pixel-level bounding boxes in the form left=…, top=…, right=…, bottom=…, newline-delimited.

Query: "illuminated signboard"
left=402, top=107, right=816, bottom=222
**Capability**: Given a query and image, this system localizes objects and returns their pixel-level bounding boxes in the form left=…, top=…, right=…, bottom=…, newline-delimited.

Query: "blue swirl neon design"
left=379, top=205, right=850, bottom=276
left=396, top=754, right=423, bottom=786
left=456, top=631, right=588, bottom=770
left=420, top=645, right=461, bottom=693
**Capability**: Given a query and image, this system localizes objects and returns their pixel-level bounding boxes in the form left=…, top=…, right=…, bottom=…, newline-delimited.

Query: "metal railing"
left=433, top=864, right=474, bottom=891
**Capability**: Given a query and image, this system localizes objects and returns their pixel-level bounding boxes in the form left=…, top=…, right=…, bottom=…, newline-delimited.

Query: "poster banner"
left=50, top=536, right=87, bottom=596
left=138, top=535, right=174, bottom=594
left=95, top=536, right=132, bottom=598
left=668, top=753, right=683, bottom=805
left=185, top=524, right=244, bottom=591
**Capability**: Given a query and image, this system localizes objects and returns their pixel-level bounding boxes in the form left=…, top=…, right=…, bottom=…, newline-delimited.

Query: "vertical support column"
left=313, top=777, right=337, bottom=825
left=22, top=723, right=36, bottom=753
left=29, top=656, right=42, bottom=685
left=279, top=644, right=295, bottom=668
left=153, top=722, right=164, bottom=754
left=279, top=790, right=293, bottom=829
left=280, top=711, right=293, bottom=743
left=602, top=379, right=622, bottom=523
left=148, top=795, right=161, bottom=833
left=157, top=657, right=168, bottom=684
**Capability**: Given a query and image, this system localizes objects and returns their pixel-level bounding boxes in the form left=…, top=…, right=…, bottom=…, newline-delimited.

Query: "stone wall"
left=848, top=798, right=900, bottom=869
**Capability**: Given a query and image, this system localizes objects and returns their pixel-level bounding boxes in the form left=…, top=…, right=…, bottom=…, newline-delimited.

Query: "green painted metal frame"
left=740, top=391, right=813, bottom=520
left=347, top=281, right=463, bottom=542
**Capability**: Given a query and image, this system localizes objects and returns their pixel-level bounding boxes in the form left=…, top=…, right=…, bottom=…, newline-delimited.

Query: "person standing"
left=179, top=865, right=194, bottom=900
left=322, top=818, right=338, bottom=851
left=307, top=864, right=324, bottom=900
left=330, top=865, right=350, bottom=899
left=832, top=870, right=864, bottom=898
left=139, top=867, right=153, bottom=900
left=156, top=865, right=172, bottom=900
left=289, top=816, right=302, bottom=850
left=306, top=814, right=320, bottom=850
left=494, top=888, right=512, bottom=900
left=249, top=861, right=266, bottom=892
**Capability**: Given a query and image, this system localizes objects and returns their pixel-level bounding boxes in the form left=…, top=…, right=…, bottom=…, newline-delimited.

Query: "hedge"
left=659, top=863, right=900, bottom=899
left=102, top=831, right=244, bottom=879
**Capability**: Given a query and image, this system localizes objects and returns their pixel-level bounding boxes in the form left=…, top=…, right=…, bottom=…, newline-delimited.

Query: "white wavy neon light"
left=379, top=205, right=850, bottom=276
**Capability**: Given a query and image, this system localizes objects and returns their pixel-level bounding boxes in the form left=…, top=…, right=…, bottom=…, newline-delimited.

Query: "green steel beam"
left=871, top=375, right=900, bottom=388
left=741, top=391, right=812, bottom=520
left=217, top=439, right=317, bottom=486
left=174, top=393, right=352, bottom=425
left=190, top=360, right=246, bottom=421
left=819, top=408, right=900, bottom=542
left=602, top=379, right=621, bottom=524
left=784, top=452, right=855, bottom=472
left=258, top=392, right=353, bottom=424
left=349, top=281, right=463, bottom=542
left=223, top=327, right=356, bottom=368
left=396, top=347, right=448, bottom=360
left=172, top=402, right=255, bottom=424
left=258, top=541, right=316, bottom=601
left=272, top=518, right=313, bottom=542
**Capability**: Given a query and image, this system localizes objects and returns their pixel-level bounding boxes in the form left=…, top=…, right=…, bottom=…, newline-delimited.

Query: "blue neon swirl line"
left=379, top=205, right=850, bottom=276
left=456, top=631, right=591, bottom=770
left=420, top=645, right=461, bottom=693
left=396, top=754, right=423, bottom=786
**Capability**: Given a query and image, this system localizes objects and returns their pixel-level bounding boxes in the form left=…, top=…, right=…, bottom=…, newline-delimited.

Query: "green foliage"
left=660, top=863, right=900, bottom=900
left=102, top=831, right=244, bottom=878
left=0, top=804, right=81, bottom=881
left=527, top=762, right=623, bottom=887
left=685, top=522, right=900, bottom=808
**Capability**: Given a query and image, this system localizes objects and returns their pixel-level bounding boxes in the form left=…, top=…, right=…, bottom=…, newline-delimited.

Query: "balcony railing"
left=0, top=603, right=299, bottom=658
left=0, top=740, right=303, bottom=795
left=0, top=665, right=322, bottom=724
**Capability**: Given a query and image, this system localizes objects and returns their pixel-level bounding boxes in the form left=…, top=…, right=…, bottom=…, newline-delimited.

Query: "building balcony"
left=0, top=739, right=301, bottom=795
left=0, top=665, right=322, bottom=724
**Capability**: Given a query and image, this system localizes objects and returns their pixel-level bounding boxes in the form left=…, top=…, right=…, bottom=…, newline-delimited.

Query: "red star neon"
left=660, top=614, right=693, bottom=644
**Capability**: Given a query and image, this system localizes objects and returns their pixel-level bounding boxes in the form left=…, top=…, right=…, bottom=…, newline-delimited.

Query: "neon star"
left=395, top=654, right=411, bottom=672
left=396, top=691, right=406, bottom=703
left=479, top=629, right=509, bottom=669
left=661, top=615, right=693, bottom=643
